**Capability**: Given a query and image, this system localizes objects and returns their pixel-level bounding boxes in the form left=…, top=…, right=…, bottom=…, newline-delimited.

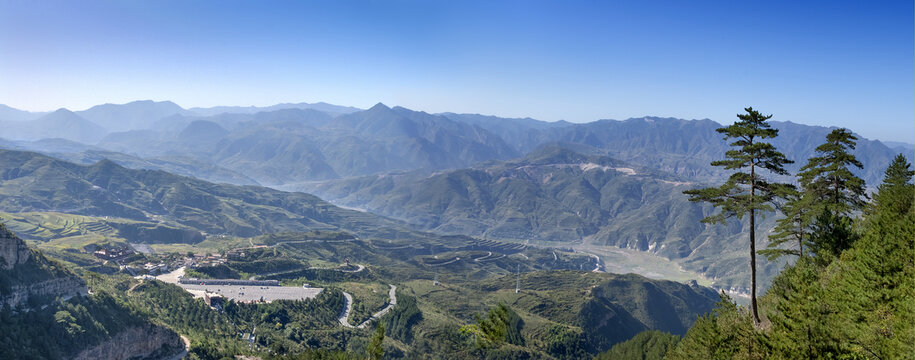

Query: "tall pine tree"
left=797, top=128, right=867, bottom=259
left=684, top=107, right=793, bottom=325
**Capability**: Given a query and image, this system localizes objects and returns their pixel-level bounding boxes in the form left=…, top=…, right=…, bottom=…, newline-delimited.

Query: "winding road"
left=424, top=257, right=461, bottom=267
left=338, top=292, right=355, bottom=327
left=338, top=284, right=397, bottom=329
left=473, top=251, right=493, bottom=262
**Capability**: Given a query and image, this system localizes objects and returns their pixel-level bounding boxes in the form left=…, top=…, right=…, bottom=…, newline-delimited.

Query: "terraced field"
left=0, top=211, right=118, bottom=240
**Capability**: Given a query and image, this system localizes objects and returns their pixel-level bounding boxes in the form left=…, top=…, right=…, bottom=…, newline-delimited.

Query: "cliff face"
left=1, top=276, right=88, bottom=308
left=0, top=225, right=30, bottom=269
left=70, top=324, right=185, bottom=360
left=1, top=225, right=184, bottom=360
left=0, top=224, right=87, bottom=308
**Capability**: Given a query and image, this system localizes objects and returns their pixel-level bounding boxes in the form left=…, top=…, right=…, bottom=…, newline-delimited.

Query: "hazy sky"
left=1, top=0, right=912, bottom=142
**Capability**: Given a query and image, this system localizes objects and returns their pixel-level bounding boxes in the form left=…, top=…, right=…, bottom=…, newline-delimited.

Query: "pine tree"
left=798, top=128, right=867, bottom=216
left=683, top=107, right=793, bottom=325
left=459, top=303, right=511, bottom=349
left=870, top=153, right=914, bottom=216
left=760, top=186, right=813, bottom=261
left=797, top=128, right=867, bottom=259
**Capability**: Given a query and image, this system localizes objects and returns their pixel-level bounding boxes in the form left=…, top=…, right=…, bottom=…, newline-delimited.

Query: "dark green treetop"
left=870, top=153, right=914, bottom=216
left=798, top=128, right=867, bottom=216
left=684, top=108, right=794, bottom=224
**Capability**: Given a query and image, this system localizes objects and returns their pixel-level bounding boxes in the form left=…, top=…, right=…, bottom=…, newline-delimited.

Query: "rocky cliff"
left=1, top=224, right=185, bottom=359
left=1, top=276, right=88, bottom=308
left=70, top=324, right=185, bottom=360
left=0, top=223, right=87, bottom=308
left=0, top=224, right=30, bottom=269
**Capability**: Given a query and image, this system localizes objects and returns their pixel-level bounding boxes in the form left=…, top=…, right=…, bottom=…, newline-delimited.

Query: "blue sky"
left=1, top=0, right=912, bottom=142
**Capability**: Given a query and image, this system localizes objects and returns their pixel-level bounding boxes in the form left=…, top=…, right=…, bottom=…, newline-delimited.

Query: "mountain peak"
left=89, top=158, right=124, bottom=171
left=51, top=108, right=76, bottom=115
left=368, top=102, right=390, bottom=111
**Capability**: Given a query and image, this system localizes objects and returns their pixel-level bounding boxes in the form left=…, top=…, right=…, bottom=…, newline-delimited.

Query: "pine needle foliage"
left=798, top=128, right=867, bottom=216
left=683, top=107, right=793, bottom=324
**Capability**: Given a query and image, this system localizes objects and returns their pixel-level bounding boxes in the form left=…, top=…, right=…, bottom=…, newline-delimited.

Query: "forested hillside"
left=665, top=154, right=914, bottom=359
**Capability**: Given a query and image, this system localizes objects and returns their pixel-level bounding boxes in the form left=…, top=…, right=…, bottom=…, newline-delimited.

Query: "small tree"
left=760, top=186, right=814, bottom=261
left=684, top=107, right=793, bottom=325
left=869, top=153, right=914, bottom=216
left=460, top=303, right=511, bottom=349
left=366, top=323, right=385, bottom=360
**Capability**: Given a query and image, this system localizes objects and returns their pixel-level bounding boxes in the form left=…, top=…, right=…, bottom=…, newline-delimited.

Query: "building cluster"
left=92, top=245, right=135, bottom=261
left=226, top=245, right=268, bottom=260
left=189, top=253, right=228, bottom=267
left=122, top=252, right=229, bottom=276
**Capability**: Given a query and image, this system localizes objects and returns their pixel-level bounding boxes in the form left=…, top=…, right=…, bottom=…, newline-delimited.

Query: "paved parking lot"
left=178, top=283, right=323, bottom=303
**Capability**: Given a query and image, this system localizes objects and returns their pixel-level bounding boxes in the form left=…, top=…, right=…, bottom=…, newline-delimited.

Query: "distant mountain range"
left=188, top=101, right=362, bottom=116
left=0, top=138, right=259, bottom=186
left=0, top=109, right=107, bottom=144
left=442, top=115, right=909, bottom=187
left=0, top=100, right=908, bottom=290
left=90, top=103, right=520, bottom=184
left=0, top=149, right=423, bottom=240
left=0, top=100, right=361, bottom=143
left=294, top=145, right=783, bottom=289
left=1, top=100, right=906, bottom=187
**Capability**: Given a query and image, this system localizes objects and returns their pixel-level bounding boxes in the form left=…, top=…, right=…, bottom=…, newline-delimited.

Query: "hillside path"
left=339, top=284, right=397, bottom=329
left=338, top=292, right=355, bottom=328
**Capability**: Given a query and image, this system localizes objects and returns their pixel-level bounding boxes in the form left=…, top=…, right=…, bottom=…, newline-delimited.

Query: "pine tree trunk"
left=750, top=208, right=760, bottom=325
left=750, top=164, right=760, bottom=325
left=798, top=233, right=804, bottom=258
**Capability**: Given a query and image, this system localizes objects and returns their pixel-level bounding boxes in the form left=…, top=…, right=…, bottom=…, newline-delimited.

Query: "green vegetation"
left=0, top=211, right=203, bottom=245
left=460, top=303, right=514, bottom=349
left=0, top=225, right=182, bottom=359
left=0, top=149, right=440, bottom=241
left=383, top=290, right=422, bottom=343
left=366, top=323, right=385, bottom=360
left=6, top=115, right=908, bottom=359
left=798, top=128, right=868, bottom=217
left=105, top=273, right=349, bottom=358
left=667, top=140, right=914, bottom=357
left=0, top=224, right=79, bottom=300
left=0, top=290, right=153, bottom=359
left=683, top=107, right=793, bottom=324
left=595, top=330, right=680, bottom=360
